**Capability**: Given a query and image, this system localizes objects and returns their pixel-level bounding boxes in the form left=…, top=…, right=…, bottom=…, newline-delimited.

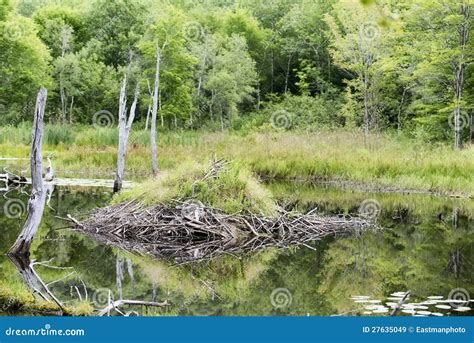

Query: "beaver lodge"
left=73, top=159, right=374, bottom=264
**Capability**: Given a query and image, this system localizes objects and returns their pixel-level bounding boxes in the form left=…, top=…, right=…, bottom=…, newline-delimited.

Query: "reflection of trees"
left=127, top=248, right=279, bottom=315
left=8, top=254, right=67, bottom=313
left=2, top=183, right=473, bottom=316
left=0, top=187, right=113, bottom=312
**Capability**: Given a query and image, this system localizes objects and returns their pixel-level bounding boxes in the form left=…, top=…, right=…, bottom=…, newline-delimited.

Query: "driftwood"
left=8, top=88, right=48, bottom=255
left=75, top=200, right=372, bottom=264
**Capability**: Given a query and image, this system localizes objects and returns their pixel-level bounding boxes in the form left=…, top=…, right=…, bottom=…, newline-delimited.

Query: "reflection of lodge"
left=0, top=170, right=28, bottom=192
left=0, top=173, right=7, bottom=191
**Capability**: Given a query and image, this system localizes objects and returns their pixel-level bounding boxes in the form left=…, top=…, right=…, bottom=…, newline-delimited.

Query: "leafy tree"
left=0, top=3, right=52, bottom=125
left=139, top=6, right=196, bottom=128
left=278, top=1, right=335, bottom=95
left=325, top=1, right=390, bottom=134
left=221, top=9, right=269, bottom=96
left=33, top=5, right=88, bottom=57
left=204, top=34, right=258, bottom=130
left=398, top=0, right=473, bottom=147
left=86, top=0, right=146, bottom=68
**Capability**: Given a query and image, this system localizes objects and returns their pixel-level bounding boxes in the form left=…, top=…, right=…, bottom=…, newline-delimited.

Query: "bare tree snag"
left=114, top=76, right=139, bottom=193
left=151, top=40, right=166, bottom=176
left=114, top=75, right=128, bottom=192
left=145, top=105, right=151, bottom=131
left=470, top=112, right=474, bottom=142
left=145, top=80, right=153, bottom=131
left=150, top=42, right=160, bottom=176
left=453, top=3, right=470, bottom=149
left=8, top=88, right=48, bottom=255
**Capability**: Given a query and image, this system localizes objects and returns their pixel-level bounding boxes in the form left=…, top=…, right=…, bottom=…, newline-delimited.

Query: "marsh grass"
left=268, top=182, right=474, bottom=219
left=115, top=161, right=278, bottom=216
left=0, top=126, right=472, bottom=195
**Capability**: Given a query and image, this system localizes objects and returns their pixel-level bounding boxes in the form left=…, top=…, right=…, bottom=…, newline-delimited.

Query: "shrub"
left=237, top=94, right=345, bottom=132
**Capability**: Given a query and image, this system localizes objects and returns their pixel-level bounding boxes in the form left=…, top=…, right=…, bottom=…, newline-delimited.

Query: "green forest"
left=1, top=0, right=473, bottom=320
left=1, top=0, right=473, bottom=146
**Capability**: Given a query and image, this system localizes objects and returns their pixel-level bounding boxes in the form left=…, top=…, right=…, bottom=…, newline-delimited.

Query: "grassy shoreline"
left=0, top=127, right=473, bottom=196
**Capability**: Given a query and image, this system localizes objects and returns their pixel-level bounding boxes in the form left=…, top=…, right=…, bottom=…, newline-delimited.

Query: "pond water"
left=0, top=181, right=473, bottom=316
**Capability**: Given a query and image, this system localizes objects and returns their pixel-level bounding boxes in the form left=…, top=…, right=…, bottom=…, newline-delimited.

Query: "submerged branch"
left=97, top=300, right=170, bottom=317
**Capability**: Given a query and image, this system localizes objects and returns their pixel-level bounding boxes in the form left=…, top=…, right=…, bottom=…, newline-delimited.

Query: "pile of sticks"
left=75, top=200, right=373, bottom=264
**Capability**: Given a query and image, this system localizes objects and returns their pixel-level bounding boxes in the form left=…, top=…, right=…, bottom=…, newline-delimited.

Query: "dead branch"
left=390, top=291, right=411, bottom=316
left=97, top=300, right=170, bottom=317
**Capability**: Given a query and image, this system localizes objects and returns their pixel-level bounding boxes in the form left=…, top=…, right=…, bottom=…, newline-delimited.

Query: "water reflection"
left=0, top=182, right=473, bottom=316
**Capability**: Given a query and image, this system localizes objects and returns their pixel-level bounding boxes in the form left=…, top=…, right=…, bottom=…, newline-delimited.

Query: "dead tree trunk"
left=284, top=53, right=292, bottom=94
left=126, top=258, right=135, bottom=295
left=470, top=112, right=474, bottom=142
left=151, top=41, right=165, bottom=177
left=145, top=80, right=153, bottom=131
left=116, top=256, right=124, bottom=300
left=114, top=77, right=139, bottom=193
left=8, top=88, right=47, bottom=255
left=362, top=69, right=370, bottom=137
left=452, top=3, right=470, bottom=150
left=145, top=104, right=151, bottom=131
left=114, top=76, right=128, bottom=192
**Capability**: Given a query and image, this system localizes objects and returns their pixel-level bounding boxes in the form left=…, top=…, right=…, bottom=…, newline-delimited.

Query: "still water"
left=0, top=181, right=472, bottom=316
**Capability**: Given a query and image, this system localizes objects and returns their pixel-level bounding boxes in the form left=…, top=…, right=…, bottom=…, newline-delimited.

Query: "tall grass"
left=0, top=123, right=31, bottom=144
left=0, top=125, right=473, bottom=195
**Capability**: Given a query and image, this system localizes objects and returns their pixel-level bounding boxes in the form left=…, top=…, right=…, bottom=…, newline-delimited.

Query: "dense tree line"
left=0, top=0, right=472, bottom=146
